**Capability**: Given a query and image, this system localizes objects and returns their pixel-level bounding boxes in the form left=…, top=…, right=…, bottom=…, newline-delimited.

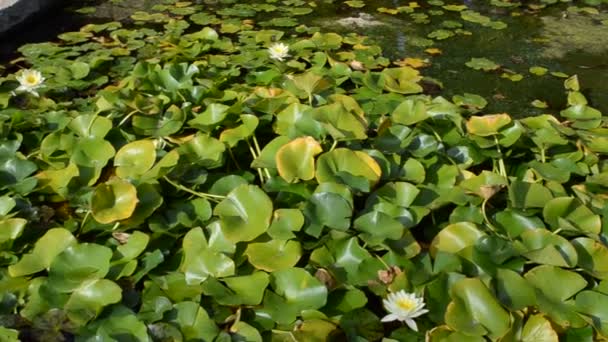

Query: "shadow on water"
left=0, top=4, right=89, bottom=62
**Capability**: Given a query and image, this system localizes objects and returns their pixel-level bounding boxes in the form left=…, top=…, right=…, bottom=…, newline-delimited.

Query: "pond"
left=3, top=0, right=607, bottom=115
left=2, top=0, right=608, bottom=341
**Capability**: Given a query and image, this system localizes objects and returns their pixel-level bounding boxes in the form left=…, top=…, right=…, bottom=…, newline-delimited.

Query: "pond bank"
left=0, top=0, right=65, bottom=34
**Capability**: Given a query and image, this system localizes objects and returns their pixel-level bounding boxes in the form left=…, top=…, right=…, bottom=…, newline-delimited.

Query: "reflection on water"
left=309, top=1, right=608, bottom=115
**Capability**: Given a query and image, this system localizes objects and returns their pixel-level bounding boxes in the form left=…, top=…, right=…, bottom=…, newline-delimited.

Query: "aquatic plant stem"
left=118, top=110, right=138, bottom=127
left=252, top=136, right=271, bottom=179
left=494, top=136, right=507, bottom=177
left=247, top=140, right=266, bottom=183
left=163, top=176, right=226, bottom=202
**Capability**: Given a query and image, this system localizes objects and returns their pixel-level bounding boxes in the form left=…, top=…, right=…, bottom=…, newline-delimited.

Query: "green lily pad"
left=115, top=140, right=156, bottom=179
left=91, top=178, right=139, bottom=224
left=215, top=185, right=273, bottom=242
left=180, top=227, right=235, bottom=284
left=65, top=279, right=122, bottom=325
left=8, top=228, right=76, bottom=277
left=271, top=268, right=328, bottom=312
left=465, top=58, right=500, bottom=71
left=276, top=136, right=323, bottom=183
left=316, top=148, right=381, bottom=192
left=466, top=114, right=512, bottom=136
left=48, top=243, right=113, bottom=292
left=245, top=239, right=302, bottom=272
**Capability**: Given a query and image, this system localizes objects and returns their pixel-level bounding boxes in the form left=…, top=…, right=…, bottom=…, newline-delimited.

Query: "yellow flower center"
left=25, top=75, right=38, bottom=85
left=396, top=297, right=416, bottom=311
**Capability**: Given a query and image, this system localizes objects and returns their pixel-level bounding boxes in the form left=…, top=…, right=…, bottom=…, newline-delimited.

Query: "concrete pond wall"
left=0, top=0, right=63, bottom=34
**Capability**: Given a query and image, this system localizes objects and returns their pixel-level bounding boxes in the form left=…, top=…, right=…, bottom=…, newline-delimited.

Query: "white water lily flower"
left=268, top=42, right=290, bottom=61
left=15, top=69, right=45, bottom=97
left=381, top=290, right=429, bottom=331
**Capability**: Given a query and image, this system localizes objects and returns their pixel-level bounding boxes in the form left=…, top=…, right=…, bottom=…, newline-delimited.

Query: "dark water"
left=2, top=0, right=607, bottom=115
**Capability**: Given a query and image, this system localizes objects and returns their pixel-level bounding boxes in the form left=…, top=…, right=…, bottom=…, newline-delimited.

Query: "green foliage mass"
left=0, top=1, right=608, bottom=341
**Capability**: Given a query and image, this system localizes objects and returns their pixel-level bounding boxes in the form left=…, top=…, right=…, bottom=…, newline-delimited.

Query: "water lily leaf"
left=453, top=93, right=488, bottom=111
left=81, top=306, right=150, bottom=341
left=275, top=103, right=325, bottom=139
left=571, top=237, right=608, bottom=279
left=271, top=268, right=328, bottom=312
left=203, top=272, right=269, bottom=306
left=114, top=231, right=150, bottom=263
left=447, top=278, right=511, bottom=339
left=0, top=218, right=26, bottom=244
left=91, top=178, right=139, bottom=224
left=310, top=32, right=343, bottom=50
left=0, top=328, right=18, bottom=341
left=0, top=195, right=15, bottom=216
left=345, top=0, right=365, bottom=8
left=215, top=184, right=273, bottom=242
left=521, top=314, right=559, bottom=342
left=459, top=171, right=507, bottom=200
left=70, top=138, right=115, bottom=177
left=543, top=197, right=601, bottom=234
left=292, top=319, right=339, bottom=341
left=8, top=228, right=76, bottom=277
left=316, top=148, right=381, bottom=192
left=531, top=99, right=549, bottom=109
left=560, top=104, right=602, bottom=129
left=170, top=301, right=219, bottom=341
left=354, top=210, right=403, bottom=241
left=379, top=67, right=423, bottom=94
left=466, top=114, right=512, bottom=136
left=219, top=114, right=259, bottom=147
left=245, top=239, right=302, bottom=272
left=133, top=104, right=186, bottom=137
left=518, top=229, right=578, bottom=267
left=430, top=222, right=486, bottom=257
left=392, top=99, right=428, bottom=125
left=180, top=227, right=235, bottom=284
left=304, top=183, right=353, bottom=235
left=313, top=102, right=368, bottom=140
left=69, top=61, right=90, bottom=79
left=495, top=268, right=537, bottom=310
left=114, top=140, right=156, bottom=179
left=525, top=265, right=587, bottom=302
left=0, top=156, right=37, bottom=190
left=530, top=66, right=548, bottom=76
left=48, top=243, right=113, bottom=292
left=178, top=133, right=225, bottom=168
left=575, top=291, right=608, bottom=336
left=428, top=29, right=455, bottom=40
left=494, top=210, right=545, bottom=238
left=254, top=207, right=300, bottom=243
left=340, top=309, right=384, bottom=341
left=276, top=136, right=322, bottom=183
left=187, top=103, right=230, bottom=132
left=68, top=115, right=112, bottom=139
left=509, top=180, right=553, bottom=209
left=141, top=149, right=180, bottom=181
left=465, top=58, right=500, bottom=71
left=65, top=279, right=122, bottom=325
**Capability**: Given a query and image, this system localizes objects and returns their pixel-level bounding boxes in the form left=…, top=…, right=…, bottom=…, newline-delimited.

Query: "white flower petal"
left=405, top=318, right=418, bottom=332
left=381, top=290, right=428, bottom=329
left=381, top=313, right=400, bottom=322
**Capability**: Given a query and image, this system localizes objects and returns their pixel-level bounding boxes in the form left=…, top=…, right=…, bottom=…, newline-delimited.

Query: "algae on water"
left=539, top=12, right=608, bottom=59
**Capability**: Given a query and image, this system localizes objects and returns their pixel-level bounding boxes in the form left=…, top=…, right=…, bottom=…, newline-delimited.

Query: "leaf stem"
left=247, top=140, right=265, bottom=183
left=329, top=139, right=338, bottom=152
left=162, top=176, right=225, bottom=202
left=493, top=135, right=507, bottom=177
left=118, top=109, right=138, bottom=127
